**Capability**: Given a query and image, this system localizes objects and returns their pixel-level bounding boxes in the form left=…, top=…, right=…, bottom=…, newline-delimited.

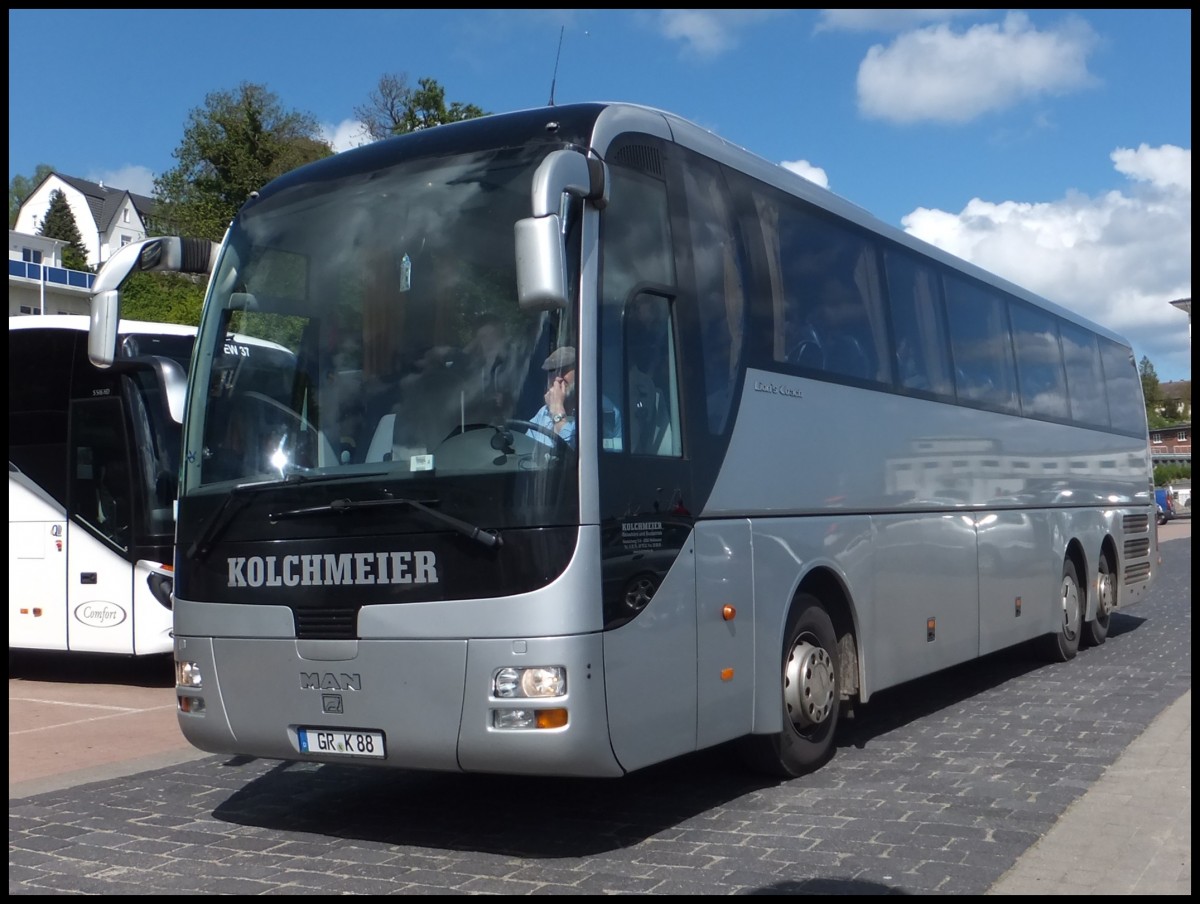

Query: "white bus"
left=89, top=102, right=1158, bottom=777
left=8, top=315, right=195, bottom=655
left=9, top=314, right=296, bottom=657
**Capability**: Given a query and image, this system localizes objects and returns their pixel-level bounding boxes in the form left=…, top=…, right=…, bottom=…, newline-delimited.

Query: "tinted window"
left=1098, top=337, right=1144, bottom=434
left=1059, top=321, right=1109, bottom=426
left=883, top=249, right=953, bottom=397
left=1010, top=302, right=1068, bottom=419
left=943, top=275, right=1019, bottom=413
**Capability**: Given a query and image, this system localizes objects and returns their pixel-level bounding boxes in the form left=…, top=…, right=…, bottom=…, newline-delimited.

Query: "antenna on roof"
left=548, top=25, right=564, bottom=107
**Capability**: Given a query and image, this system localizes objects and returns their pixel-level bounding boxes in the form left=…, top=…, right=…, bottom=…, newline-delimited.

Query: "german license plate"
left=297, top=727, right=385, bottom=758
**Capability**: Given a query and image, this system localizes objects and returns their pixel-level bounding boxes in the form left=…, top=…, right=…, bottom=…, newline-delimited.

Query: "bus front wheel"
left=738, top=594, right=841, bottom=778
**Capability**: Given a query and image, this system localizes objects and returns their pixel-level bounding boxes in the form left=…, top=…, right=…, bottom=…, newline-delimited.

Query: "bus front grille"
left=293, top=607, right=359, bottom=640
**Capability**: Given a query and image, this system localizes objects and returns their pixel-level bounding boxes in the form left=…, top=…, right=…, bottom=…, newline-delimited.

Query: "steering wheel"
left=239, top=391, right=330, bottom=469
left=503, top=418, right=574, bottom=459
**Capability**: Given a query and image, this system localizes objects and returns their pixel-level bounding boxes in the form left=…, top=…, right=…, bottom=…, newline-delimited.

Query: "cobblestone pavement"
left=10, top=537, right=1190, bottom=895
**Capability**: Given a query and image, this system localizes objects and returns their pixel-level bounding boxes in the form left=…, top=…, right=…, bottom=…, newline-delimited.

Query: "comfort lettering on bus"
left=226, top=552, right=439, bottom=587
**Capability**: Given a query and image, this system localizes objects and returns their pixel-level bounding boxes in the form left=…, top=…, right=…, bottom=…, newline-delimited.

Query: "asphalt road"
left=9, top=519, right=1191, bottom=894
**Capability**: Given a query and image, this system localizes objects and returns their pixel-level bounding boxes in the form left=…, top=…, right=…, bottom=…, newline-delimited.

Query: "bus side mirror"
left=88, top=289, right=121, bottom=368
left=515, top=215, right=566, bottom=311
left=515, top=149, right=608, bottom=312
left=87, top=237, right=219, bottom=368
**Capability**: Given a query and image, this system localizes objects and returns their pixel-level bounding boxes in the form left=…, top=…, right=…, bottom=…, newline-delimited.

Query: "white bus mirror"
left=87, top=237, right=219, bottom=368
left=88, top=290, right=121, bottom=368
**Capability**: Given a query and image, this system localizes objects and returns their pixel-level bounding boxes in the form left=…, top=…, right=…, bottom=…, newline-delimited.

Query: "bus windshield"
left=181, top=144, right=580, bottom=534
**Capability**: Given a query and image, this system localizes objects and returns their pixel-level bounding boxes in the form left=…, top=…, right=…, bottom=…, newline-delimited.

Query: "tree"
left=39, top=189, right=91, bottom=272
left=119, top=272, right=206, bottom=326
left=354, top=74, right=487, bottom=141
left=154, top=82, right=334, bottom=241
left=1140, top=355, right=1164, bottom=422
left=9, top=164, right=55, bottom=227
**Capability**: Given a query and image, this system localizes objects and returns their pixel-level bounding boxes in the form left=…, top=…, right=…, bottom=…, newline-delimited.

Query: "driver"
left=527, top=346, right=623, bottom=449
left=528, top=346, right=577, bottom=446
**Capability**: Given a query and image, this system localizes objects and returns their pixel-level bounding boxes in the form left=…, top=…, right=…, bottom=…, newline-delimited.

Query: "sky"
left=8, top=9, right=1192, bottom=382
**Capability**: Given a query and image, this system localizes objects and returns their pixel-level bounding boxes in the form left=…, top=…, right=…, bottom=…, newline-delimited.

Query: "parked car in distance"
left=1155, top=487, right=1177, bottom=525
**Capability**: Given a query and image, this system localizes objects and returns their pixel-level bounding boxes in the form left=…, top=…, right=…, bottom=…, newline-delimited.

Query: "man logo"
left=300, top=672, right=362, bottom=692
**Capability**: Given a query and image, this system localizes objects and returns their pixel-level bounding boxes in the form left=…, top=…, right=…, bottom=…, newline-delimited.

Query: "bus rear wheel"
left=1040, top=558, right=1083, bottom=662
left=1083, top=553, right=1114, bottom=647
left=738, top=594, right=840, bottom=778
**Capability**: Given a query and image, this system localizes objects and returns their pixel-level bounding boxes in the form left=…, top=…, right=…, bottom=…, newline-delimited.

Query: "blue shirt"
left=528, top=397, right=622, bottom=449
left=529, top=405, right=576, bottom=446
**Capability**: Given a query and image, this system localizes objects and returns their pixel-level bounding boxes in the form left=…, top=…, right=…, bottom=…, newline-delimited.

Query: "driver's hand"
left=544, top=377, right=568, bottom=417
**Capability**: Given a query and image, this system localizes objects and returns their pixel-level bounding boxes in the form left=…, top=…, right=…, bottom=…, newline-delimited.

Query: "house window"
left=120, top=234, right=132, bottom=247
left=18, top=305, right=35, bottom=314
left=21, top=247, right=43, bottom=264
left=1178, top=431, right=1189, bottom=443
left=123, top=208, right=130, bottom=223
left=1152, top=434, right=1164, bottom=444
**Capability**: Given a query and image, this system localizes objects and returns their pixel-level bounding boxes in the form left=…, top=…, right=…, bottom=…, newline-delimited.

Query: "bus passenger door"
left=65, top=397, right=137, bottom=654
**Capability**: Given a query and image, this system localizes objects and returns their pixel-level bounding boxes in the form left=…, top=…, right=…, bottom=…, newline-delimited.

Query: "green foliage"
left=9, top=164, right=55, bottom=227
left=38, top=189, right=92, bottom=272
left=153, top=82, right=334, bottom=241
left=119, top=272, right=206, bottom=326
left=1140, top=355, right=1189, bottom=428
left=1154, top=462, right=1191, bottom=486
left=354, top=73, right=488, bottom=141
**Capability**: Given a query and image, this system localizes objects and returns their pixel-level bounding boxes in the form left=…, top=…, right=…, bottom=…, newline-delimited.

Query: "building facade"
left=13, top=173, right=157, bottom=271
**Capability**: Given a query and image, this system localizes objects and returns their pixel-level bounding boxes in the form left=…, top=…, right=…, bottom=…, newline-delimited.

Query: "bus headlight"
left=176, top=659, right=203, bottom=688
left=492, top=666, right=566, bottom=698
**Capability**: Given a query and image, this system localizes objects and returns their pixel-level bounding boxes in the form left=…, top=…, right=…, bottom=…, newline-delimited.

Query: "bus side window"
left=884, top=248, right=953, bottom=397
left=626, top=291, right=681, bottom=457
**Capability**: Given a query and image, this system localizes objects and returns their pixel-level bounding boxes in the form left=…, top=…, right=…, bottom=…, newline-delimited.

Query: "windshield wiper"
left=186, top=470, right=388, bottom=561
left=269, top=496, right=503, bottom=549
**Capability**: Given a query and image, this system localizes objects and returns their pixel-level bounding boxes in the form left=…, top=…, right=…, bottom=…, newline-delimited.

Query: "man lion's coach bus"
left=87, top=102, right=1157, bottom=777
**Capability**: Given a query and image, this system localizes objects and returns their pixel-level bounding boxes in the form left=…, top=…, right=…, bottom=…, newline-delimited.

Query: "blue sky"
left=9, top=9, right=1192, bottom=381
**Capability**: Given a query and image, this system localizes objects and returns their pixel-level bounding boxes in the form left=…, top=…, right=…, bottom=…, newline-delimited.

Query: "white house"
left=10, top=173, right=158, bottom=316
left=13, top=173, right=157, bottom=271
left=8, top=229, right=94, bottom=315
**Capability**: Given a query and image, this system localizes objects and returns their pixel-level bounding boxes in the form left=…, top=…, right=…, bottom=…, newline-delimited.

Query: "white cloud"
left=1112, top=143, right=1190, bottom=192
left=901, top=145, right=1192, bottom=381
left=857, top=12, right=1099, bottom=124
left=653, top=10, right=781, bottom=58
left=815, top=9, right=982, bottom=33
left=90, top=165, right=156, bottom=197
left=322, top=119, right=372, bottom=153
left=781, top=159, right=830, bottom=189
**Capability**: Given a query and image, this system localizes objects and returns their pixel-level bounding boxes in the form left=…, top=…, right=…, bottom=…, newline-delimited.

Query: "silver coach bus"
left=88, top=102, right=1157, bottom=778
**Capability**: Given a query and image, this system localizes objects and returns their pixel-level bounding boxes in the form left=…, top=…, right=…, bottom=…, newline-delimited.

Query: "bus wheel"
left=1084, top=554, right=1114, bottom=647
left=1040, top=559, right=1083, bottom=662
left=738, top=595, right=840, bottom=778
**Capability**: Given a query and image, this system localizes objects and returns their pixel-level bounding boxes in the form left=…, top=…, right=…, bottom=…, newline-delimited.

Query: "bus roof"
left=8, top=314, right=198, bottom=337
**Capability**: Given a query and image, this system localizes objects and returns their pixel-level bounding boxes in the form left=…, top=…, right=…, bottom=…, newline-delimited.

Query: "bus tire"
left=1040, top=558, right=1083, bottom=662
left=738, top=594, right=840, bottom=778
left=1083, top=553, right=1114, bottom=647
